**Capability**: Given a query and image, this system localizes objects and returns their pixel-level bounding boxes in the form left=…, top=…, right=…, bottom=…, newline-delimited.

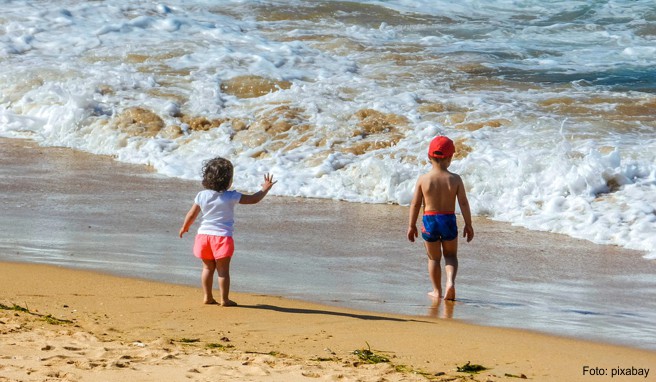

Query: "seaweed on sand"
left=0, top=302, right=72, bottom=325
left=456, top=361, right=487, bottom=373
left=0, top=303, right=29, bottom=312
left=42, top=314, right=73, bottom=325
left=177, top=338, right=200, bottom=344
left=206, top=342, right=234, bottom=350
left=353, top=342, right=389, bottom=364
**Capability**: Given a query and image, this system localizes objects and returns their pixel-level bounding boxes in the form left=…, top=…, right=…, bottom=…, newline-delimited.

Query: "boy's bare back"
left=416, top=167, right=465, bottom=213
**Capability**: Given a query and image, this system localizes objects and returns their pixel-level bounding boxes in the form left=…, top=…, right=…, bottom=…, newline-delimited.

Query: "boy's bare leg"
left=442, top=239, right=459, bottom=300
left=216, top=257, right=237, bottom=306
left=424, top=241, right=443, bottom=298
left=201, top=259, right=218, bottom=304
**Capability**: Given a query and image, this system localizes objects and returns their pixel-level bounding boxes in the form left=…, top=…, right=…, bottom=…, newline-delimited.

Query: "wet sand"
left=1, top=137, right=656, bottom=353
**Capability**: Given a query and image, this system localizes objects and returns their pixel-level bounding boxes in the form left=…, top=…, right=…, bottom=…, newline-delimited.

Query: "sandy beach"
left=2, top=1, right=656, bottom=380
left=2, top=262, right=655, bottom=382
left=1, top=138, right=655, bottom=381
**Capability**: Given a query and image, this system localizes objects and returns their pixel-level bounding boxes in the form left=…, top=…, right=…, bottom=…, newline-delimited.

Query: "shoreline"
left=1, top=137, right=656, bottom=353
left=2, top=261, right=654, bottom=382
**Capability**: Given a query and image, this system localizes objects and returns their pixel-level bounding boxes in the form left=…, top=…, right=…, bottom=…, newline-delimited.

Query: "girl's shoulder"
left=195, top=189, right=215, bottom=204
left=196, top=189, right=241, bottom=201
left=222, top=189, right=242, bottom=200
left=196, top=189, right=217, bottom=198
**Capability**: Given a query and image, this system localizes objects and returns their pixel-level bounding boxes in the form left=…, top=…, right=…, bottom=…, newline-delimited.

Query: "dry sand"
left=2, top=262, right=655, bottom=382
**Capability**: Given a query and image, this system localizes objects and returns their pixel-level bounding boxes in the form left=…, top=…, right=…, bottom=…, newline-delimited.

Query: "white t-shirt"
left=194, top=189, right=242, bottom=236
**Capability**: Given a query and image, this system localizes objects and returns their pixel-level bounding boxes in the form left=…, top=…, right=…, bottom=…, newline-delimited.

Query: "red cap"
left=428, top=136, right=455, bottom=158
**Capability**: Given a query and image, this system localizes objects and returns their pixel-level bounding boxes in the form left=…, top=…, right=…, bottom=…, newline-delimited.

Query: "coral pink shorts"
left=193, top=234, right=235, bottom=260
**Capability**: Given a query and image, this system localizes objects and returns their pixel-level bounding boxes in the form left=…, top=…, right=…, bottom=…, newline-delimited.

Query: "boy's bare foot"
left=444, top=284, right=456, bottom=300
left=427, top=290, right=442, bottom=299
left=221, top=300, right=238, bottom=307
left=204, top=299, right=219, bottom=305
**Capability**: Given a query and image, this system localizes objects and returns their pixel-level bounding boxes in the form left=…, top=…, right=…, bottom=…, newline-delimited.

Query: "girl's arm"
left=239, top=173, right=277, bottom=205
left=179, top=203, right=201, bottom=238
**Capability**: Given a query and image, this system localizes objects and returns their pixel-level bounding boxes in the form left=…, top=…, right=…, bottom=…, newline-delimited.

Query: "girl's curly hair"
left=202, top=157, right=233, bottom=192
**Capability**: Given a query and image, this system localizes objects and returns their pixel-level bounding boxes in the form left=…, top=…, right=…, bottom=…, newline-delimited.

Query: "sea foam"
left=1, top=0, right=654, bottom=258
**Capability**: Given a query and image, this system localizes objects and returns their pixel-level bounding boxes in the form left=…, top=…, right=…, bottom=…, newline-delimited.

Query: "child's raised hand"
left=238, top=174, right=277, bottom=205
left=262, top=173, right=277, bottom=191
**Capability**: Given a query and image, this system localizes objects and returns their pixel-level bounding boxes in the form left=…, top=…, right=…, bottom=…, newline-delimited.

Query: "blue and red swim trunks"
left=421, top=211, right=458, bottom=242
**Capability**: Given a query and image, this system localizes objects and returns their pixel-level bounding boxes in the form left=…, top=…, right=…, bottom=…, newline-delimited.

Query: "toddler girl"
left=179, top=157, right=276, bottom=306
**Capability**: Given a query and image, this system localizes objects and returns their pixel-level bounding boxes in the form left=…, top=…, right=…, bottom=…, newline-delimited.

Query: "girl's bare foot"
left=204, top=299, right=219, bottom=305
left=444, top=284, right=456, bottom=300
left=221, top=299, right=237, bottom=307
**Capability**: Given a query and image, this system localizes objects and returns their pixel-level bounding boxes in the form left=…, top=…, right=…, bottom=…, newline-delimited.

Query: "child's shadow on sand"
left=240, top=304, right=430, bottom=323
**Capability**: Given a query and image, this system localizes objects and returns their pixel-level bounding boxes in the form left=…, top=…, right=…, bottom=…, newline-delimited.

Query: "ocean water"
left=1, top=0, right=655, bottom=259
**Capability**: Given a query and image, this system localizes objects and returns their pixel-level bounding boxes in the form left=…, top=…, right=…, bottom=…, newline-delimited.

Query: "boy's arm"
left=179, top=203, right=201, bottom=238
left=407, top=178, right=423, bottom=242
left=456, top=176, right=474, bottom=242
left=239, top=173, right=277, bottom=205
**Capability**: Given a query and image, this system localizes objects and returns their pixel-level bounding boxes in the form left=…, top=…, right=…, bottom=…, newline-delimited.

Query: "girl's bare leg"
left=216, top=257, right=236, bottom=306
left=424, top=241, right=443, bottom=298
left=201, top=259, right=218, bottom=304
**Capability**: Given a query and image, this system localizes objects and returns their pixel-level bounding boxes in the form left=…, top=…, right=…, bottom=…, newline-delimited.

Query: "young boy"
left=407, top=136, right=474, bottom=301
